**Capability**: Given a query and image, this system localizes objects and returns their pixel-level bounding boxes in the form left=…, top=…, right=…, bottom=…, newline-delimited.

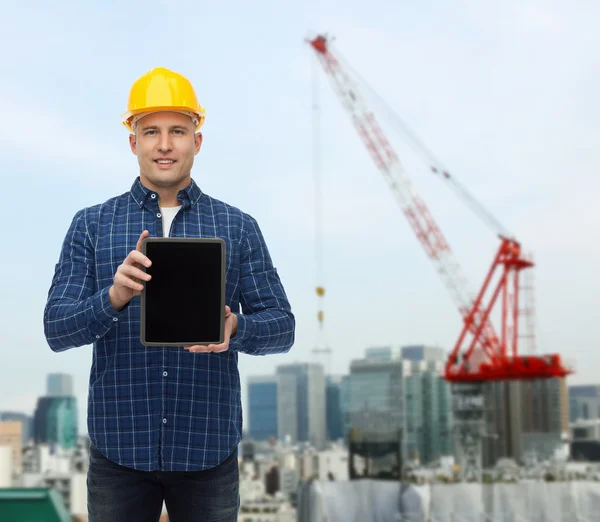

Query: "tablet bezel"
left=139, top=237, right=226, bottom=347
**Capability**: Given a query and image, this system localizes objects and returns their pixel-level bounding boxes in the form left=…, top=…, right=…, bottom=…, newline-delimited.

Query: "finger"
left=185, top=344, right=228, bottom=353
left=118, top=264, right=152, bottom=282
left=136, top=230, right=150, bottom=252
left=224, top=306, right=231, bottom=317
left=184, top=345, right=213, bottom=353
left=115, top=273, right=144, bottom=292
left=125, top=250, right=152, bottom=268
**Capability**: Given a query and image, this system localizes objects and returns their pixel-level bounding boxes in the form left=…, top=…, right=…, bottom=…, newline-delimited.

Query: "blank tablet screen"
left=141, top=238, right=225, bottom=345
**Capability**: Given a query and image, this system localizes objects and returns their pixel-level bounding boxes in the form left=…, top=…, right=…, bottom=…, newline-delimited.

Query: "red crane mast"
left=308, top=34, right=571, bottom=383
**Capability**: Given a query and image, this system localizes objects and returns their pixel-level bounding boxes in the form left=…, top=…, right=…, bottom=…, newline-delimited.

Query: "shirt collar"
left=130, top=176, right=203, bottom=209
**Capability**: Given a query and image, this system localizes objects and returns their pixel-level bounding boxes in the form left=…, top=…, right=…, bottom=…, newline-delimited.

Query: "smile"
left=154, top=159, right=177, bottom=169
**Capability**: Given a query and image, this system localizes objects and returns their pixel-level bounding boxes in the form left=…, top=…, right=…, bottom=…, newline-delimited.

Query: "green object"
left=0, top=488, right=71, bottom=522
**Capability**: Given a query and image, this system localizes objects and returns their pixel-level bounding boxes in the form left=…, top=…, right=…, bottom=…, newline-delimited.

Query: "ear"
left=129, top=133, right=137, bottom=155
left=194, top=132, right=203, bottom=155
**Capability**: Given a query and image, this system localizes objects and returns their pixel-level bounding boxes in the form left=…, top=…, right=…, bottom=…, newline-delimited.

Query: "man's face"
left=129, top=111, right=202, bottom=192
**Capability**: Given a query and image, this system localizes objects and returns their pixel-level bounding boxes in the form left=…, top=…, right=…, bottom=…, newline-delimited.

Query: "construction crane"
left=307, top=34, right=572, bottom=479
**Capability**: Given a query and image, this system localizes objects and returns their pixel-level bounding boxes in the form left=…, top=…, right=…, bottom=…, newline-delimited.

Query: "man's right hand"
left=109, top=230, right=152, bottom=311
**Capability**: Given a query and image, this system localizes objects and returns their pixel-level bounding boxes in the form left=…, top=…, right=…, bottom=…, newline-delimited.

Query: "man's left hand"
left=184, top=306, right=238, bottom=353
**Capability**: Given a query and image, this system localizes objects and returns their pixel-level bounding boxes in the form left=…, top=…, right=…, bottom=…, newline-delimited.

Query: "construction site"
left=0, top=4, right=597, bottom=520
left=290, top=33, right=600, bottom=521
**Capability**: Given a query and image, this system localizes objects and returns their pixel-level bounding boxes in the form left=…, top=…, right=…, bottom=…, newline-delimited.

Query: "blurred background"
left=0, top=1, right=599, bottom=520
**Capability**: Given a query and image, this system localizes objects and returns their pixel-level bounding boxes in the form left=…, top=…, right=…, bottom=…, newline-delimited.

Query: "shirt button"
left=113, top=318, right=118, bottom=322
left=163, top=371, right=168, bottom=377
left=151, top=193, right=156, bottom=199
left=157, top=213, right=162, bottom=218
left=96, top=335, right=100, bottom=339
left=163, top=418, right=167, bottom=424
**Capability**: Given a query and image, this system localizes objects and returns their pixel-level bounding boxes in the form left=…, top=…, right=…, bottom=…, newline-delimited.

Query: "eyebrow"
left=141, top=125, right=189, bottom=132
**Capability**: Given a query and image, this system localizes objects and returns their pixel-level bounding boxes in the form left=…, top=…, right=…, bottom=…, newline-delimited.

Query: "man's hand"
left=109, top=230, right=152, bottom=311
left=184, top=306, right=238, bottom=353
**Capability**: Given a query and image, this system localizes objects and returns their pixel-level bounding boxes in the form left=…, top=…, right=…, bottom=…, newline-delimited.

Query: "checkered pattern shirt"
left=43, top=177, right=295, bottom=471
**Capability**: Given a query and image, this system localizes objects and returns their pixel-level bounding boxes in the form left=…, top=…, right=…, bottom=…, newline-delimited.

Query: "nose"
left=157, top=132, right=173, bottom=153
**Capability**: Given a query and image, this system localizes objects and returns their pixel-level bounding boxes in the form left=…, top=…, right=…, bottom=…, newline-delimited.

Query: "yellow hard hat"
left=121, top=67, right=206, bottom=133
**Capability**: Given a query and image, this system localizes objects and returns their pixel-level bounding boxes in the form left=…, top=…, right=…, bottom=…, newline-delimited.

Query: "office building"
left=0, top=421, right=23, bottom=476
left=364, top=345, right=447, bottom=364
left=47, top=373, right=73, bottom=397
left=276, top=363, right=326, bottom=449
left=326, top=376, right=344, bottom=441
left=364, top=346, right=403, bottom=362
left=33, top=396, right=78, bottom=449
left=401, top=345, right=447, bottom=363
left=247, top=376, right=278, bottom=441
left=569, top=385, right=600, bottom=422
left=346, top=358, right=408, bottom=436
left=0, top=412, right=32, bottom=444
left=346, top=346, right=453, bottom=464
left=402, top=359, right=453, bottom=463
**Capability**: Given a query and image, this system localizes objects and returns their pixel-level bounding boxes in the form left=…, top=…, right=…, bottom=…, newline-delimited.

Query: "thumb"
left=136, top=230, right=150, bottom=252
left=224, top=305, right=231, bottom=317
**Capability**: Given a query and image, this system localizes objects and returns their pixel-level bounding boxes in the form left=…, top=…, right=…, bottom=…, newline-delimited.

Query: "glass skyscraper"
left=247, top=376, right=278, bottom=441
left=326, top=376, right=344, bottom=441
left=33, top=396, right=78, bottom=449
left=276, top=363, right=326, bottom=449
left=46, top=373, right=73, bottom=397
left=346, top=345, right=453, bottom=465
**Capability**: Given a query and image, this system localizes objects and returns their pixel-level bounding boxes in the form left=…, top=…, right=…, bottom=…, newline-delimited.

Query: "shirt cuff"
left=229, top=313, right=254, bottom=351
left=86, top=286, right=127, bottom=338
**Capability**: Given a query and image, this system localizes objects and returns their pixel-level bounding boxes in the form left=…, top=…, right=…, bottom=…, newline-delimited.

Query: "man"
left=43, top=67, right=295, bottom=522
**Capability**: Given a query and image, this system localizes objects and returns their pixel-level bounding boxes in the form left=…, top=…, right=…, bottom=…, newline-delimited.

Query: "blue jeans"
left=87, top=444, right=239, bottom=522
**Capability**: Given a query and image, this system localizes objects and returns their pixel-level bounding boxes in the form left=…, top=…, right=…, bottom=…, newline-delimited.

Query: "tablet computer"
left=140, top=237, right=226, bottom=346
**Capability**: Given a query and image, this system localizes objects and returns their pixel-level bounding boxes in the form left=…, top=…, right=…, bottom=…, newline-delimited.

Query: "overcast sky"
left=1, top=0, right=599, bottom=431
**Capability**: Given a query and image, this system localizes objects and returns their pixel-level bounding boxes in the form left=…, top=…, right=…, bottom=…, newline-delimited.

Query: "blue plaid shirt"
left=43, top=177, right=295, bottom=471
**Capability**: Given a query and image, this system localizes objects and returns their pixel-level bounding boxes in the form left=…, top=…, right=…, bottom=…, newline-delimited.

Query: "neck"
left=140, top=176, right=189, bottom=207
left=155, top=190, right=182, bottom=207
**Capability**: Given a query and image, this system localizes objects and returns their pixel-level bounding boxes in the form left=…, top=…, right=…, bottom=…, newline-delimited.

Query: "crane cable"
left=332, top=44, right=512, bottom=240
left=312, top=52, right=327, bottom=337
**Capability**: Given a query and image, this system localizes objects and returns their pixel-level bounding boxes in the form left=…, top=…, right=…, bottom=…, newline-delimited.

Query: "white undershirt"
left=160, top=205, right=181, bottom=237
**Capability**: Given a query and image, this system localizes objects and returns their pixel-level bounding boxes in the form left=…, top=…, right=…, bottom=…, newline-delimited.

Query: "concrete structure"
left=521, top=377, right=569, bottom=434
left=297, top=479, right=600, bottom=522
left=0, top=421, right=23, bottom=477
left=0, top=412, right=32, bottom=444
left=0, top=446, right=12, bottom=487
left=276, top=363, right=326, bottom=450
left=570, top=419, right=600, bottom=461
left=484, top=377, right=569, bottom=466
left=316, top=445, right=349, bottom=481
left=571, top=418, right=600, bottom=441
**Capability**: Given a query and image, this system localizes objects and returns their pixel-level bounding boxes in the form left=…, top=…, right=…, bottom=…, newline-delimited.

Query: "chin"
left=147, top=170, right=186, bottom=186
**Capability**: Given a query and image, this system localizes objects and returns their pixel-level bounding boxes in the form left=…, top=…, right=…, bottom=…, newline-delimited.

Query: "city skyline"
left=1, top=1, right=599, bottom=430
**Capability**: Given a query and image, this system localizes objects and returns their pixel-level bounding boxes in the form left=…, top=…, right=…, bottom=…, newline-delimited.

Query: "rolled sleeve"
left=44, top=209, right=122, bottom=351
left=229, top=214, right=295, bottom=356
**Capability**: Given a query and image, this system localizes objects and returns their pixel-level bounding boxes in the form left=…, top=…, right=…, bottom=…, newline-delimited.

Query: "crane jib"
left=308, top=34, right=571, bottom=383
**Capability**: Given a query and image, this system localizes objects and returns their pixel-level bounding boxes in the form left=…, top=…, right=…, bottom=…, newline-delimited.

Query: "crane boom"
left=309, top=34, right=571, bottom=382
